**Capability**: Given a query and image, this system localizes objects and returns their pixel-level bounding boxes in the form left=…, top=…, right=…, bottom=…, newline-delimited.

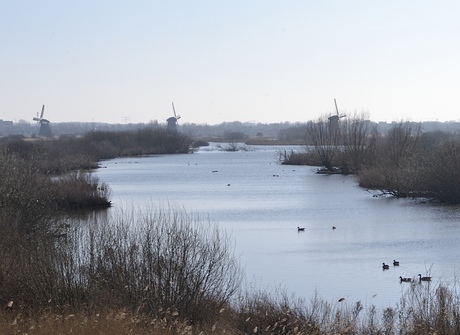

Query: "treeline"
left=283, top=113, right=460, bottom=204
left=2, top=127, right=191, bottom=174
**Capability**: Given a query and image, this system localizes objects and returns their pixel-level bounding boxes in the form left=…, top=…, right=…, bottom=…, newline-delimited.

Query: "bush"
left=0, top=150, right=57, bottom=235
left=417, top=139, right=460, bottom=203
left=52, top=172, right=111, bottom=209
left=0, top=206, right=242, bottom=325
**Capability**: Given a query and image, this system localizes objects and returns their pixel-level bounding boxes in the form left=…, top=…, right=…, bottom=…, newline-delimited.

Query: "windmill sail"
left=33, top=105, right=45, bottom=121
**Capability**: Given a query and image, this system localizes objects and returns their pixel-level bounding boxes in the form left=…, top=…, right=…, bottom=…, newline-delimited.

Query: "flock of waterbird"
left=296, top=226, right=432, bottom=284
left=382, top=261, right=432, bottom=283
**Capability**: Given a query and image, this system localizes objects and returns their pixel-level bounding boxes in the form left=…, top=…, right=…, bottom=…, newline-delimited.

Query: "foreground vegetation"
left=3, top=126, right=460, bottom=334
left=283, top=114, right=460, bottom=204
left=1, top=206, right=460, bottom=334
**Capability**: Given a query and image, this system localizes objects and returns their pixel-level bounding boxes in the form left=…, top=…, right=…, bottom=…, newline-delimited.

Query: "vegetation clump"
left=0, top=128, right=191, bottom=214
left=0, top=127, right=191, bottom=174
left=0, top=207, right=243, bottom=329
left=282, top=113, right=460, bottom=204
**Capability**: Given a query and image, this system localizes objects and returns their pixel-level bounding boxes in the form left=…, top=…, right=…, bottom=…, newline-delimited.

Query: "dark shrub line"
left=0, top=127, right=192, bottom=175
left=0, top=128, right=191, bottom=216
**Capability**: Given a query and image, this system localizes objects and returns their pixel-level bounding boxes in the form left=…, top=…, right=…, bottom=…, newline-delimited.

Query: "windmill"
left=33, top=105, right=53, bottom=137
left=166, top=102, right=181, bottom=132
left=328, top=98, right=346, bottom=128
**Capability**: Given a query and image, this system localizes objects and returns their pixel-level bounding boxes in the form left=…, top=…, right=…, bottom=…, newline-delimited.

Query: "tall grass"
left=235, top=279, right=460, bottom=334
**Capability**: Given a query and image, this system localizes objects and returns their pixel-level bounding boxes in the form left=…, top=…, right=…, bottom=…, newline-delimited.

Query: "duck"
left=418, top=274, right=432, bottom=282
left=332, top=226, right=336, bottom=230
left=297, top=227, right=305, bottom=232
left=399, top=276, right=411, bottom=282
left=382, top=263, right=390, bottom=270
left=393, top=260, right=400, bottom=266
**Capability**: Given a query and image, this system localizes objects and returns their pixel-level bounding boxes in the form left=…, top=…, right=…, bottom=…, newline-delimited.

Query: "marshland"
left=1, top=120, right=460, bottom=334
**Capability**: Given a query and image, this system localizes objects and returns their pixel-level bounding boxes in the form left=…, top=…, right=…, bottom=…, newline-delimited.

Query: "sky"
left=2, top=1, right=460, bottom=125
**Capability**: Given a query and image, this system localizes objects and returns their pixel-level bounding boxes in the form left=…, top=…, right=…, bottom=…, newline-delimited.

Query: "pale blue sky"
left=2, top=1, right=460, bottom=125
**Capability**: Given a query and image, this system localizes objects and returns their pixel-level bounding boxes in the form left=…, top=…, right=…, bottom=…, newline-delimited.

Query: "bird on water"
left=418, top=274, right=432, bottom=282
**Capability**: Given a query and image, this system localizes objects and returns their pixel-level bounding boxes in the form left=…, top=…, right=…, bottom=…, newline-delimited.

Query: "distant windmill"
left=33, top=105, right=53, bottom=137
left=328, top=98, right=346, bottom=128
left=166, top=102, right=181, bottom=132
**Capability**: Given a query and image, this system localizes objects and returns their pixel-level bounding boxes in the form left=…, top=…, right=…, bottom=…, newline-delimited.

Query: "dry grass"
left=1, top=279, right=460, bottom=334
left=0, top=309, right=192, bottom=335
left=0, top=306, right=244, bottom=335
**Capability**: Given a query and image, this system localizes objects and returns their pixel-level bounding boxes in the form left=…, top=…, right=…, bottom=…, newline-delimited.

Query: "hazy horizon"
left=2, top=1, right=459, bottom=125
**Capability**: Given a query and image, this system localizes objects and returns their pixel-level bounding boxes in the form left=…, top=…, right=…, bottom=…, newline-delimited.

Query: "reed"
left=3, top=279, right=460, bottom=334
left=278, top=149, right=320, bottom=166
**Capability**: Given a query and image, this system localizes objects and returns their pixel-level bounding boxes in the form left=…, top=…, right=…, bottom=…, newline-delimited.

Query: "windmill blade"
left=40, top=105, right=45, bottom=119
left=334, top=99, right=339, bottom=116
left=172, top=102, right=177, bottom=118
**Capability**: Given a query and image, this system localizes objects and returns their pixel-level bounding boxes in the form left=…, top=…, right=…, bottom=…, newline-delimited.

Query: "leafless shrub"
left=305, top=118, right=337, bottom=170
left=52, top=171, right=111, bottom=209
left=0, top=205, right=242, bottom=326
left=278, top=148, right=321, bottom=166
left=73, top=206, right=242, bottom=324
left=417, top=139, right=460, bottom=203
left=0, top=149, right=57, bottom=235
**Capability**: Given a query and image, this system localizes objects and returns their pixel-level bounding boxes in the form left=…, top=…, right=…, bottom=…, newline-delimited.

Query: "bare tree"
left=419, top=139, right=460, bottom=203
left=305, top=117, right=338, bottom=170
left=383, top=122, right=421, bottom=169
left=358, top=121, right=422, bottom=197
left=339, top=112, right=377, bottom=173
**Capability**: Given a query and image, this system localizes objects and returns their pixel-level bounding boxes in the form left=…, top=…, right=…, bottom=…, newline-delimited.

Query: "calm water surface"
left=95, top=143, right=460, bottom=308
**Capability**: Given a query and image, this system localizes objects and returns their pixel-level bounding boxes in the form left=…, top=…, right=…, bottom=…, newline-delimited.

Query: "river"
left=94, top=142, right=460, bottom=308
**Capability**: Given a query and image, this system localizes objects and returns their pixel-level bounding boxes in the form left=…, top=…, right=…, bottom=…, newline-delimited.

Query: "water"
left=94, top=143, right=460, bottom=308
